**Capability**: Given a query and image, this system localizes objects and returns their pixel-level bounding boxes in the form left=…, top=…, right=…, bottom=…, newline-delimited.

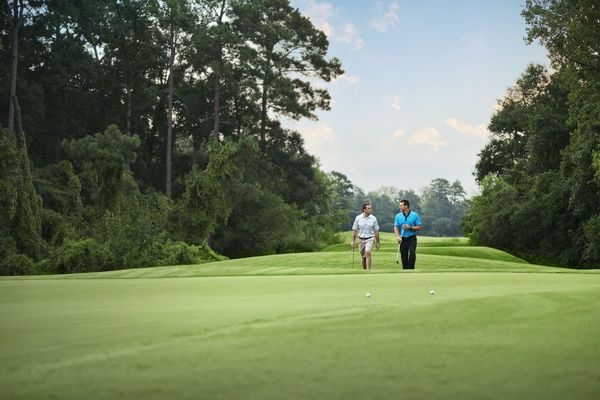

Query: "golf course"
left=1, top=233, right=599, bottom=400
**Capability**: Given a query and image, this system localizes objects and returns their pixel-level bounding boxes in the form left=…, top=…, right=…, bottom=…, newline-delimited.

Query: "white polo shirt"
left=352, top=213, right=379, bottom=239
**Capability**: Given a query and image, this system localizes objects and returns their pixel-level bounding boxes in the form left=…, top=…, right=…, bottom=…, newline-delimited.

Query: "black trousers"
left=400, top=235, right=417, bottom=269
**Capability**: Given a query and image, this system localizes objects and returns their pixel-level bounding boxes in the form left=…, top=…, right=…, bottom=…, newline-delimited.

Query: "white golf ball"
left=366, top=292, right=371, bottom=298
left=430, top=290, right=435, bottom=295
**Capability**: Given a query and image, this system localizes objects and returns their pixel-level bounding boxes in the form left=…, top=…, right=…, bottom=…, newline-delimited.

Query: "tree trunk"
left=213, top=71, right=221, bottom=141
left=7, top=0, right=24, bottom=140
left=234, top=97, right=241, bottom=138
left=14, top=95, right=23, bottom=140
left=212, top=0, right=227, bottom=143
left=166, top=25, right=176, bottom=198
left=260, top=83, right=268, bottom=152
left=259, top=48, right=272, bottom=152
left=126, top=86, right=132, bottom=136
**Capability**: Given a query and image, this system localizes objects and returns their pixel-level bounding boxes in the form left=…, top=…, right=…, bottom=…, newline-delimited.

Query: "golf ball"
left=430, top=290, right=435, bottom=295
left=366, top=292, right=371, bottom=298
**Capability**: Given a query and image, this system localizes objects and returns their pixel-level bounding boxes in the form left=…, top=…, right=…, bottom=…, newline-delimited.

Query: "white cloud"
left=331, top=73, right=359, bottom=85
left=391, top=129, right=405, bottom=139
left=301, top=0, right=334, bottom=37
left=408, top=127, right=446, bottom=150
left=343, top=74, right=359, bottom=83
left=299, top=124, right=335, bottom=144
left=382, top=129, right=406, bottom=147
left=388, top=94, right=402, bottom=111
left=291, top=122, right=348, bottom=172
left=337, top=23, right=364, bottom=50
left=295, top=1, right=365, bottom=50
left=372, top=3, right=399, bottom=32
left=446, top=117, right=489, bottom=138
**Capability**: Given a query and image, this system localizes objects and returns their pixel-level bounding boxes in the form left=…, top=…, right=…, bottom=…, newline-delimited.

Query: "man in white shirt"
left=352, top=203, right=381, bottom=270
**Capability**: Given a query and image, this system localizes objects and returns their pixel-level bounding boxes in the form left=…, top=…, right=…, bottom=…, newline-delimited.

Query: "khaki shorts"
left=359, top=237, right=375, bottom=255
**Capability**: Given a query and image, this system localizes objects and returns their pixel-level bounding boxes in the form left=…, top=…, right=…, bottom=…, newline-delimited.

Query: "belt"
left=358, top=237, right=373, bottom=240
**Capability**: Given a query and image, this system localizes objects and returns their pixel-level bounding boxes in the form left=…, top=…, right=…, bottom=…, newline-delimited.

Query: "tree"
left=234, top=0, right=343, bottom=151
left=62, top=125, right=140, bottom=209
left=421, top=179, right=451, bottom=219
left=421, top=178, right=468, bottom=236
left=0, top=128, right=44, bottom=261
left=157, top=0, right=194, bottom=197
left=523, top=0, right=600, bottom=73
left=466, top=0, right=600, bottom=267
left=4, top=0, right=26, bottom=139
left=368, top=187, right=399, bottom=232
left=326, top=171, right=359, bottom=230
left=476, top=64, right=548, bottom=182
left=395, top=189, right=421, bottom=214
left=462, top=176, right=518, bottom=249
left=103, top=0, right=160, bottom=137
left=198, top=0, right=238, bottom=141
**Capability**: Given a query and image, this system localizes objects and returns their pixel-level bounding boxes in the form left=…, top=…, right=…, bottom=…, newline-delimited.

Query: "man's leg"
left=408, top=236, right=417, bottom=269
left=400, top=239, right=410, bottom=269
left=360, top=240, right=367, bottom=269
left=365, top=238, right=375, bottom=269
left=365, top=238, right=376, bottom=270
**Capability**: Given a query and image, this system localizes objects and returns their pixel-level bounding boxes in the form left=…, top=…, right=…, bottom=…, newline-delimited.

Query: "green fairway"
left=1, top=235, right=600, bottom=399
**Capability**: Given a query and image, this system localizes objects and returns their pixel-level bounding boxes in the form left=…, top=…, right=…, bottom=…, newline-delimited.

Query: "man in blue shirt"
left=393, top=199, right=422, bottom=269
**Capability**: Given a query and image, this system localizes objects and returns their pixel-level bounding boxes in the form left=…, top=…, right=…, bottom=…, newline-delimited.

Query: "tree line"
left=1, top=0, right=349, bottom=274
left=1, top=0, right=471, bottom=276
left=329, top=173, right=470, bottom=237
left=463, top=0, right=600, bottom=268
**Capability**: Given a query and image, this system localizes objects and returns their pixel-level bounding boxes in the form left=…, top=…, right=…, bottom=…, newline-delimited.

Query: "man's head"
left=399, top=199, right=410, bottom=213
left=362, top=202, right=372, bottom=216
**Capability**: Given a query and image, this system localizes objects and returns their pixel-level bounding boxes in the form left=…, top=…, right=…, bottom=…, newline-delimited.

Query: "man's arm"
left=393, top=225, right=401, bottom=242
left=352, top=229, right=357, bottom=248
left=375, top=230, right=381, bottom=249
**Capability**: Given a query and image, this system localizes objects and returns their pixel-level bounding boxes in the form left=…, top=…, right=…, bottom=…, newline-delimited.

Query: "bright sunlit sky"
left=287, top=0, right=548, bottom=195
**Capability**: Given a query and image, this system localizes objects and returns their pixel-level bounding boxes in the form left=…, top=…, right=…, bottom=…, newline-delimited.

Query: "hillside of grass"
left=4, top=233, right=587, bottom=280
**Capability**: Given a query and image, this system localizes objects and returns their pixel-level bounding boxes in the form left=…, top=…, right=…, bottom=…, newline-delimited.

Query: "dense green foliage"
left=0, top=0, right=351, bottom=273
left=465, top=0, right=600, bottom=268
left=0, top=130, right=44, bottom=275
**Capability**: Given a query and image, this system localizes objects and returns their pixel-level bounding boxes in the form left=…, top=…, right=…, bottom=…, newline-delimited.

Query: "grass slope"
left=1, top=234, right=599, bottom=399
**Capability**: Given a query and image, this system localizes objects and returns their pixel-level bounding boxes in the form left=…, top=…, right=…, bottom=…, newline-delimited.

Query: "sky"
left=286, top=0, right=549, bottom=195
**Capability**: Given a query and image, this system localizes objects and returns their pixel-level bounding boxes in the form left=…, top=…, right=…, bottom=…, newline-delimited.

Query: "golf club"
left=352, top=240, right=355, bottom=269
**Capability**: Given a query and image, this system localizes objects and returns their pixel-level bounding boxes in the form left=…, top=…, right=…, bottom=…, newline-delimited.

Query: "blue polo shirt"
left=394, top=210, right=422, bottom=238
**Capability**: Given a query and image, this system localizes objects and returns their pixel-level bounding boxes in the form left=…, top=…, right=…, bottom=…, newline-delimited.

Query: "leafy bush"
left=156, top=241, right=227, bottom=266
left=462, top=175, right=518, bottom=249
left=94, top=188, right=173, bottom=268
left=583, top=216, right=600, bottom=267
left=0, top=129, right=45, bottom=260
left=46, top=239, right=112, bottom=274
left=0, top=254, right=36, bottom=276
left=40, top=208, right=78, bottom=246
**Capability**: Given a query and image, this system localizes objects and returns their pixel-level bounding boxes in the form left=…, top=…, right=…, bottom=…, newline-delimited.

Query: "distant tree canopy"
left=331, top=176, right=469, bottom=237
left=464, top=0, right=600, bottom=268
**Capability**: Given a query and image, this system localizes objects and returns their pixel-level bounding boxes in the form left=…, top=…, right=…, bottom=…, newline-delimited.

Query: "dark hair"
left=362, top=202, right=371, bottom=211
left=400, top=199, right=410, bottom=208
